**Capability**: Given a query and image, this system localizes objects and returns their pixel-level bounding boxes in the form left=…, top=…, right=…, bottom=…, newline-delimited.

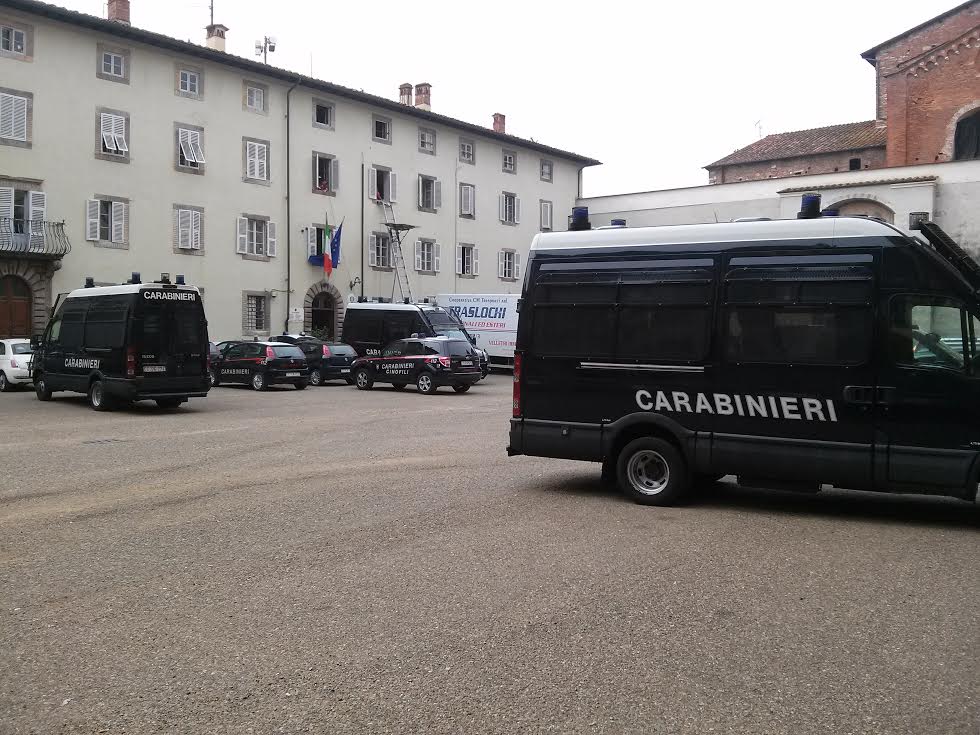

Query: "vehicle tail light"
left=439, top=356, right=451, bottom=368
left=126, top=346, right=137, bottom=377
left=266, top=346, right=275, bottom=359
left=10, top=358, right=18, bottom=368
left=322, top=344, right=332, bottom=357
left=513, top=350, right=523, bottom=417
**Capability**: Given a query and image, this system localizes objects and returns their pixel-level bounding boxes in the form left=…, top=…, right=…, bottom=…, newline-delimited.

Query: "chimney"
left=399, top=83, right=413, bottom=106
left=107, top=0, right=130, bottom=24
left=206, top=23, right=229, bottom=52
left=493, top=113, right=506, bottom=134
left=414, top=82, right=431, bottom=111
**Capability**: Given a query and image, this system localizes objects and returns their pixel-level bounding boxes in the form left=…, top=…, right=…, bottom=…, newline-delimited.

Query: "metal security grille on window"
left=180, top=71, right=199, bottom=95
left=247, top=87, right=264, bottom=110
left=0, top=93, right=29, bottom=141
left=178, top=129, right=205, bottom=167
left=103, top=52, right=123, bottom=76
left=100, top=113, right=128, bottom=154
left=247, top=295, right=266, bottom=331
left=1, top=26, right=26, bottom=54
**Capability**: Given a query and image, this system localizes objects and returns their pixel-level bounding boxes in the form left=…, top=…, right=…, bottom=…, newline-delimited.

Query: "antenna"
left=209, top=0, right=213, bottom=26
left=753, top=120, right=763, bottom=139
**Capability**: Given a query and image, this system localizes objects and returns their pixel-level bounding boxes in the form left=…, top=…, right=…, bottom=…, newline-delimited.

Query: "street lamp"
left=255, top=35, right=277, bottom=64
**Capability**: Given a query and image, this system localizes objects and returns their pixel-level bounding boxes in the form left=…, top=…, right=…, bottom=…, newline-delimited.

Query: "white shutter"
left=86, top=199, right=100, bottom=241
left=256, top=143, right=268, bottom=180
left=190, top=130, right=205, bottom=163
left=100, top=113, right=116, bottom=152
left=111, top=201, right=126, bottom=243
left=389, top=172, right=397, bottom=203
left=498, top=194, right=505, bottom=222
left=414, top=239, right=422, bottom=271
left=246, top=142, right=257, bottom=179
left=112, top=114, right=128, bottom=153
left=455, top=244, right=463, bottom=275
left=331, top=159, right=339, bottom=191
left=541, top=201, right=553, bottom=230
left=514, top=253, right=521, bottom=279
left=498, top=250, right=505, bottom=278
left=417, top=175, right=424, bottom=208
left=267, top=221, right=277, bottom=256
left=433, top=243, right=441, bottom=273
left=472, top=247, right=479, bottom=276
left=462, top=185, right=475, bottom=216
left=0, top=94, right=28, bottom=142
left=178, top=128, right=194, bottom=163
left=191, top=211, right=202, bottom=249
left=236, top=217, right=248, bottom=253
left=26, top=191, right=46, bottom=248
left=307, top=227, right=317, bottom=257
left=177, top=209, right=192, bottom=249
left=368, top=234, right=378, bottom=267
left=367, top=167, right=377, bottom=199
left=434, top=180, right=442, bottom=210
left=0, top=187, right=13, bottom=219
left=514, top=197, right=522, bottom=224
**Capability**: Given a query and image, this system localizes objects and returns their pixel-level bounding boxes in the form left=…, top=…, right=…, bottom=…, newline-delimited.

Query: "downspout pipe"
left=285, top=77, right=301, bottom=332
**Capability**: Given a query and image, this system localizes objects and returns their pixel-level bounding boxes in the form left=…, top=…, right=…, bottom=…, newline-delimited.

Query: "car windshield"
left=12, top=343, right=32, bottom=355
left=443, top=340, right=473, bottom=357
left=433, top=327, right=468, bottom=340
left=272, top=345, right=305, bottom=358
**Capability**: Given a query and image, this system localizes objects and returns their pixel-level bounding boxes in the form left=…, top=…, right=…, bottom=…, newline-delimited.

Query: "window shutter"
left=246, top=142, right=257, bottom=179
left=472, top=247, right=479, bottom=276
left=307, top=227, right=317, bottom=257
left=257, top=143, right=268, bottom=180
left=111, top=201, right=126, bottom=243
left=3, top=94, right=28, bottom=142
left=433, top=243, right=441, bottom=273
left=26, top=191, right=45, bottom=247
left=86, top=199, right=100, bottom=241
left=434, top=180, right=442, bottom=210
left=514, top=253, right=521, bottom=279
left=267, top=221, right=277, bottom=256
left=414, top=239, right=422, bottom=271
left=368, top=234, right=378, bottom=267
left=236, top=217, right=248, bottom=253
left=367, top=167, right=377, bottom=199
left=311, top=154, right=319, bottom=188
left=331, top=159, right=340, bottom=191
left=179, top=128, right=194, bottom=163
left=455, top=245, right=463, bottom=275
left=191, top=130, right=205, bottom=163
left=514, top=197, right=522, bottom=224
left=498, top=194, right=505, bottom=222
left=177, top=209, right=192, bottom=248
left=100, top=113, right=116, bottom=152
left=112, top=114, right=128, bottom=153
left=0, top=187, right=14, bottom=219
left=498, top=250, right=505, bottom=278
left=389, top=172, right=397, bottom=202
left=417, top=175, right=424, bottom=208
left=191, top=210, right=202, bottom=249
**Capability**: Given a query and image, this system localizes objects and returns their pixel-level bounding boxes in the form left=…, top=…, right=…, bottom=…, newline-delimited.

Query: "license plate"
left=143, top=365, right=166, bottom=373
left=341, top=368, right=351, bottom=374
left=286, top=372, right=300, bottom=377
left=460, top=360, right=473, bottom=366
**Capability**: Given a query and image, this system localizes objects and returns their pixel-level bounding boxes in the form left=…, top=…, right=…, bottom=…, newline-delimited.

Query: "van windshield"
left=424, top=309, right=469, bottom=340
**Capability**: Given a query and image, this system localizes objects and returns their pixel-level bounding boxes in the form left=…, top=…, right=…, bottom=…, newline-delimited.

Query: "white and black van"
left=31, top=274, right=210, bottom=410
left=508, top=206, right=980, bottom=506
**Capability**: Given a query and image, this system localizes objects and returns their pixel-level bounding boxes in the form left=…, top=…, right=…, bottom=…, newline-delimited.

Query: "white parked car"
left=0, top=338, right=33, bottom=392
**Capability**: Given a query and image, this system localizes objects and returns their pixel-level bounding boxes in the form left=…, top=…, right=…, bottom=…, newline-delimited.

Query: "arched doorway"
left=953, top=107, right=980, bottom=161
left=311, top=292, right=335, bottom=340
left=833, top=199, right=895, bottom=224
left=0, top=275, right=32, bottom=338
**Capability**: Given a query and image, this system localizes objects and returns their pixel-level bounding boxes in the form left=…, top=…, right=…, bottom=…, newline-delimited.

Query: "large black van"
left=31, top=277, right=210, bottom=410
left=508, top=214, right=980, bottom=506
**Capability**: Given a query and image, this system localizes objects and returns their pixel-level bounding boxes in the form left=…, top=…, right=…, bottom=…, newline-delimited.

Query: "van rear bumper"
left=104, top=377, right=209, bottom=401
left=508, top=418, right=602, bottom=461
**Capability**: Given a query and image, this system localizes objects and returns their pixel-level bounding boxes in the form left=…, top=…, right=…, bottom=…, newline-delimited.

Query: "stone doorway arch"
left=0, top=274, right=32, bottom=338
left=303, top=281, right=344, bottom=340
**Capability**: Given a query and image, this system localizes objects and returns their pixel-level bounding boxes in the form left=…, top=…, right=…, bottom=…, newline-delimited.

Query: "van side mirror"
left=30, top=334, right=42, bottom=350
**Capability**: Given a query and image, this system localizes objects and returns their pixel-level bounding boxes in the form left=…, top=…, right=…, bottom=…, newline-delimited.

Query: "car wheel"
left=309, top=369, right=323, bottom=387
left=416, top=372, right=436, bottom=395
left=453, top=384, right=470, bottom=393
left=208, top=368, right=219, bottom=387
left=354, top=368, right=373, bottom=390
left=0, top=372, right=10, bottom=392
left=251, top=372, right=267, bottom=391
left=616, top=437, right=690, bottom=506
left=156, top=398, right=182, bottom=409
left=391, top=383, right=407, bottom=390
left=88, top=380, right=113, bottom=412
left=295, top=380, right=308, bottom=390
left=35, top=375, right=52, bottom=401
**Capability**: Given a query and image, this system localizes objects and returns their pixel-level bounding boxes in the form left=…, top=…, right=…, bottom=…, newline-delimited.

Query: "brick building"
left=706, top=1, right=979, bottom=184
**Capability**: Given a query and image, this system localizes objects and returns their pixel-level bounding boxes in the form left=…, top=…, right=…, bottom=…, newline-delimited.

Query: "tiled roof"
left=777, top=175, right=937, bottom=194
left=4, top=0, right=600, bottom=166
left=706, top=120, right=887, bottom=169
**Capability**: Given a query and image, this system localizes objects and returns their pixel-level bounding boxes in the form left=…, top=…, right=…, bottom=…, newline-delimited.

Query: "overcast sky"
left=60, top=0, right=958, bottom=196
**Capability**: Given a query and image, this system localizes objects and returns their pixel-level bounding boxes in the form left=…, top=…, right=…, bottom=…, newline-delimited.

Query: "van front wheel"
left=35, top=375, right=52, bottom=401
left=616, top=437, right=689, bottom=506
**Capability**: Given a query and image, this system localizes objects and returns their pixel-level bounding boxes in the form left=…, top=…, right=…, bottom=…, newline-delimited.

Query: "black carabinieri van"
left=31, top=275, right=210, bottom=410
left=508, top=209, right=980, bottom=506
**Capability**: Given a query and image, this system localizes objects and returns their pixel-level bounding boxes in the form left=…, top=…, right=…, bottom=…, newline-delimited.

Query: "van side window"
left=344, top=312, right=381, bottom=344
left=382, top=311, right=418, bottom=345
left=724, top=266, right=872, bottom=366
left=889, top=296, right=967, bottom=371
left=84, top=295, right=130, bottom=349
left=59, top=300, right=87, bottom=350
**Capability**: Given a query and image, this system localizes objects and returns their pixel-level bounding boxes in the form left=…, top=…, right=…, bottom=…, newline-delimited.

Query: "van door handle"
left=876, top=386, right=898, bottom=405
left=843, top=385, right=875, bottom=405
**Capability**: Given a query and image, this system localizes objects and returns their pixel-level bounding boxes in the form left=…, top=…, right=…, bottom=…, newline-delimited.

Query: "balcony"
left=0, top=218, right=72, bottom=259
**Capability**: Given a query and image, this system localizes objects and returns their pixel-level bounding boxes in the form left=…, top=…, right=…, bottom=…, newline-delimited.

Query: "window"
left=244, top=139, right=269, bottom=182
left=459, top=183, right=475, bottom=218
left=307, top=225, right=328, bottom=257
left=498, top=250, right=520, bottom=280
left=414, top=240, right=440, bottom=273
left=84, top=295, right=129, bottom=349
left=889, top=296, right=971, bottom=370
left=373, top=115, right=391, bottom=143
left=540, top=200, right=553, bottom=231
left=246, top=85, right=265, bottom=112
left=848, top=157, right=861, bottom=171
left=313, top=153, right=338, bottom=193
left=540, top=159, right=553, bottom=182
left=499, top=192, right=520, bottom=224
left=1, top=25, right=26, bottom=55
left=502, top=150, right=516, bottom=173
left=456, top=244, right=479, bottom=276
left=419, top=127, right=436, bottom=154
left=99, top=112, right=128, bottom=156
left=236, top=217, right=277, bottom=257
left=175, top=208, right=202, bottom=250
left=1, top=187, right=44, bottom=239
left=177, top=127, right=206, bottom=168
left=417, top=176, right=441, bottom=211
left=954, top=109, right=980, bottom=161
left=179, top=69, right=200, bottom=95
left=246, top=294, right=268, bottom=332
left=85, top=198, right=128, bottom=244
left=369, top=233, right=391, bottom=268
left=459, top=138, right=474, bottom=164
left=102, top=51, right=124, bottom=77
left=0, top=92, right=29, bottom=143
left=314, top=101, right=334, bottom=128
left=367, top=167, right=397, bottom=203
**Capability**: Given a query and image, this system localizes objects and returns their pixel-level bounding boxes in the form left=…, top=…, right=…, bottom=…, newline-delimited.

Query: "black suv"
left=351, top=337, right=482, bottom=395
left=211, top=341, right=309, bottom=390
left=272, top=335, right=358, bottom=386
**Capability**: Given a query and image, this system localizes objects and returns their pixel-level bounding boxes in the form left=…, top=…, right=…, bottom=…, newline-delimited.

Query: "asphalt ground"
left=0, top=375, right=977, bottom=734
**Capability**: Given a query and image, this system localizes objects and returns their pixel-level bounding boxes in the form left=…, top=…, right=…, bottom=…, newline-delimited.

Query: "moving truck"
left=438, top=293, right=519, bottom=368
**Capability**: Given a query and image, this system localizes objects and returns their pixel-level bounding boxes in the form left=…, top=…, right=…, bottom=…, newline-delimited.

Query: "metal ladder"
left=380, top=201, right=415, bottom=302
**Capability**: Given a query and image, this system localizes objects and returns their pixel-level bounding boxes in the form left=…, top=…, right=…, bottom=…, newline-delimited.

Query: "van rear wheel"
left=88, top=380, right=113, bottom=412
left=616, top=437, right=689, bottom=506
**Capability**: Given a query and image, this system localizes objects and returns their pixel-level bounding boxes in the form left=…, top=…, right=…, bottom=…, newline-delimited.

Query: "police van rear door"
left=133, top=288, right=207, bottom=382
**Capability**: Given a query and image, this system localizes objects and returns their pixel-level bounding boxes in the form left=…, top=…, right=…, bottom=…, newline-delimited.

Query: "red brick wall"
left=707, top=147, right=887, bottom=184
